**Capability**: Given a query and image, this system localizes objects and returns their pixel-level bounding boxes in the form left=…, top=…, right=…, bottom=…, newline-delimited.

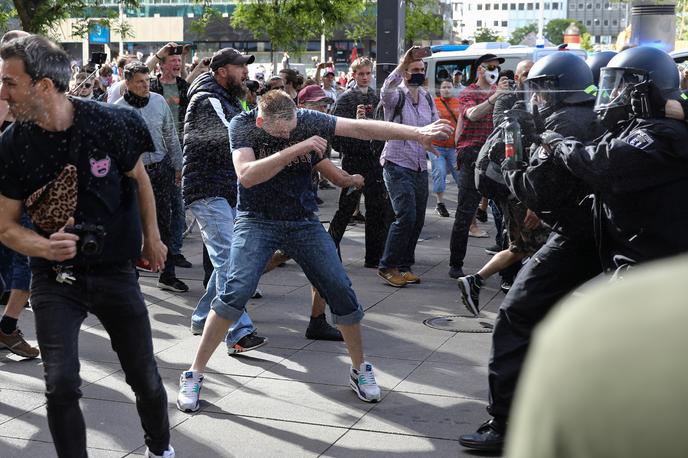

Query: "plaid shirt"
left=456, top=83, right=495, bottom=149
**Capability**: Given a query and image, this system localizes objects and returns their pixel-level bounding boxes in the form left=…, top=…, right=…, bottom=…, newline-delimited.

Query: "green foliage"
left=580, top=32, right=594, bottom=52
left=545, top=18, right=587, bottom=46
left=189, top=1, right=223, bottom=36
left=405, top=0, right=444, bottom=46
left=474, top=27, right=501, bottom=42
left=11, top=0, right=139, bottom=35
left=509, top=23, right=538, bottom=45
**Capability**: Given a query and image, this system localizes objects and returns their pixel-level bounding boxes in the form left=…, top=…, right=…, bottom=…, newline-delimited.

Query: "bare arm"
left=334, top=117, right=452, bottom=153
left=466, top=77, right=509, bottom=122
left=314, top=159, right=363, bottom=188
left=315, top=63, right=323, bottom=85
left=0, top=195, right=72, bottom=260
left=233, top=136, right=328, bottom=189
left=125, top=159, right=167, bottom=271
left=666, top=99, right=684, bottom=121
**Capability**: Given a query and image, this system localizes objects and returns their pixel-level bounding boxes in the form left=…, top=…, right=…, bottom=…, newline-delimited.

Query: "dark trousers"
left=31, top=264, right=170, bottom=457
left=146, top=161, right=175, bottom=278
left=379, top=161, right=429, bottom=271
left=487, top=232, right=601, bottom=420
left=449, top=181, right=482, bottom=268
left=328, top=157, right=393, bottom=266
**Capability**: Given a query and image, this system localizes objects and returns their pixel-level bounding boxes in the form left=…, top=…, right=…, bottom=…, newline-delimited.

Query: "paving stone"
left=323, top=430, right=460, bottom=458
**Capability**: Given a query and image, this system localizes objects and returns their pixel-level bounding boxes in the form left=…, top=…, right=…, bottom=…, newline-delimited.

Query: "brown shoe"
left=378, top=268, right=407, bottom=287
left=400, top=271, right=421, bottom=284
left=0, top=329, right=40, bottom=358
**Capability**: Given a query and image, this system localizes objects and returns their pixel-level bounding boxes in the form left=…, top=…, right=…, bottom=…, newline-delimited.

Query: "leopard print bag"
left=25, top=164, right=78, bottom=234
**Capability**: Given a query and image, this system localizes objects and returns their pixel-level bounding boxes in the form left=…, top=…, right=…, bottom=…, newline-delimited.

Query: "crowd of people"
left=0, top=30, right=687, bottom=458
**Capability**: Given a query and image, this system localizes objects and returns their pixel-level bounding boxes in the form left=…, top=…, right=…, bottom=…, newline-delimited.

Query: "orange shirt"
left=433, top=96, right=460, bottom=148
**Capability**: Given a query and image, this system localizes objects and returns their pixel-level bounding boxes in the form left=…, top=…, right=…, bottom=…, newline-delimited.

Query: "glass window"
left=594, top=18, right=600, bottom=25
left=595, top=3, right=601, bottom=9
left=552, top=2, right=558, bottom=9
left=494, top=20, right=499, bottom=26
left=502, top=20, right=508, bottom=26
left=477, top=20, right=483, bottom=26
left=570, top=2, right=575, bottom=9
left=604, top=2, right=610, bottom=8
left=586, top=19, right=592, bottom=26
left=477, top=4, right=483, bottom=9
left=612, top=19, right=618, bottom=26
left=603, top=19, right=609, bottom=26
left=518, top=3, right=525, bottom=9
left=527, top=2, right=533, bottom=9
left=544, top=2, right=550, bottom=9
left=587, top=2, right=592, bottom=9
left=486, top=3, right=491, bottom=9
left=502, top=3, right=508, bottom=9
left=578, top=3, right=584, bottom=9
left=494, top=3, right=499, bottom=9
left=511, top=3, right=516, bottom=9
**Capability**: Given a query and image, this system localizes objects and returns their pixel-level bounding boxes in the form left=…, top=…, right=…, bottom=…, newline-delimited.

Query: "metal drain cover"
left=423, top=313, right=497, bottom=333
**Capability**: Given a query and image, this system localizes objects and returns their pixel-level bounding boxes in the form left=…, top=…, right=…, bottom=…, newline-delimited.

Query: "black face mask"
left=597, top=104, right=631, bottom=132
left=407, top=73, right=425, bottom=87
left=124, top=90, right=150, bottom=108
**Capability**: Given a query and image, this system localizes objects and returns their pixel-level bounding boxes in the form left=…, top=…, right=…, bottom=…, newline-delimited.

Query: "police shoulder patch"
left=626, top=129, right=654, bottom=149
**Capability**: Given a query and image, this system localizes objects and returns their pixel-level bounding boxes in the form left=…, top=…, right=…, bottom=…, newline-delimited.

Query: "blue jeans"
left=211, top=215, right=364, bottom=325
left=429, top=146, right=460, bottom=194
left=380, top=161, right=429, bottom=271
left=0, top=212, right=32, bottom=291
left=169, top=184, right=185, bottom=256
left=188, top=197, right=254, bottom=347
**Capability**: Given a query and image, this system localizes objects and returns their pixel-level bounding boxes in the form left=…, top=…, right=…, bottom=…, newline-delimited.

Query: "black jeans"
left=328, top=157, right=393, bottom=266
left=449, top=149, right=482, bottom=268
left=146, top=160, right=175, bottom=278
left=487, top=232, right=601, bottom=420
left=31, top=264, right=170, bottom=457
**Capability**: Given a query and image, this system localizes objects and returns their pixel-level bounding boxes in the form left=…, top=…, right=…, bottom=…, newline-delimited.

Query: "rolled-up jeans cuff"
left=331, top=305, right=364, bottom=326
left=210, top=297, right=245, bottom=323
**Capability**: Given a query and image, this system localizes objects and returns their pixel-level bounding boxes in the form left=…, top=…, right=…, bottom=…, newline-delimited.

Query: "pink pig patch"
left=89, top=156, right=111, bottom=177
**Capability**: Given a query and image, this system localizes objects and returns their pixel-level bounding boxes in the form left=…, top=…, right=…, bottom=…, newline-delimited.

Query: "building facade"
left=568, top=0, right=628, bottom=44
left=451, top=0, right=568, bottom=40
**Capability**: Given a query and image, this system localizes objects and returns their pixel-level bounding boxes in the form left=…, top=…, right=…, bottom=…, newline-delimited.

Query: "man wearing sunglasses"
left=71, top=72, right=94, bottom=100
left=448, top=53, right=507, bottom=279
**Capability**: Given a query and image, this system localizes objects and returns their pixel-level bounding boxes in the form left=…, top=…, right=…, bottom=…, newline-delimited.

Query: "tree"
left=545, top=18, right=587, bottom=46
left=509, top=23, right=538, bottom=45
left=473, top=27, right=501, bottom=42
left=10, top=0, right=139, bottom=35
left=405, top=0, right=444, bottom=47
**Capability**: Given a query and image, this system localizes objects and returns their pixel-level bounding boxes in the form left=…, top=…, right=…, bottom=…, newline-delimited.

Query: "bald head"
left=1, top=30, right=30, bottom=46
left=515, top=60, right=534, bottom=87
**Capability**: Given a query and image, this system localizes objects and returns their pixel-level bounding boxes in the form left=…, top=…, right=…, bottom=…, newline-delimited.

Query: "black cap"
left=210, top=48, right=255, bottom=71
left=475, top=53, right=505, bottom=67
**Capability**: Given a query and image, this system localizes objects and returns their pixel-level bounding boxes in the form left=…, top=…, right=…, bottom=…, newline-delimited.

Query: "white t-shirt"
left=107, top=80, right=127, bottom=104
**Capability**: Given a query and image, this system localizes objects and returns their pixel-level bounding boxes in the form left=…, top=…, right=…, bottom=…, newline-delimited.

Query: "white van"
left=423, top=43, right=588, bottom=96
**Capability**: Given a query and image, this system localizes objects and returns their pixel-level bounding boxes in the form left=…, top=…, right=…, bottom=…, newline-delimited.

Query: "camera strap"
left=439, top=98, right=458, bottom=125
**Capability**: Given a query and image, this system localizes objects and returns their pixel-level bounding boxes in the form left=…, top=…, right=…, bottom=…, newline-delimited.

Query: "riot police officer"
left=557, top=46, right=688, bottom=271
left=586, top=50, right=617, bottom=86
left=460, top=52, right=605, bottom=452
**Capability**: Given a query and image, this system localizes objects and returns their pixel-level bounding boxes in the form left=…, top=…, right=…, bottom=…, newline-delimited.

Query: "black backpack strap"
left=391, top=87, right=405, bottom=123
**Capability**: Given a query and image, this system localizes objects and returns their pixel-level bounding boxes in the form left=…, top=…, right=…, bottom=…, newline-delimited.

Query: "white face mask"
left=484, top=69, right=499, bottom=85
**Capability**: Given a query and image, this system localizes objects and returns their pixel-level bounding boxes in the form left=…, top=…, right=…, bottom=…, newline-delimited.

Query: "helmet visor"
left=596, top=67, right=647, bottom=111
left=523, top=77, right=557, bottom=115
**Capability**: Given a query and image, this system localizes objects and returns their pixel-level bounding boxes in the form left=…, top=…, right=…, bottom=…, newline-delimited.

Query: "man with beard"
left=182, top=48, right=264, bottom=355
left=115, top=62, right=186, bottom=293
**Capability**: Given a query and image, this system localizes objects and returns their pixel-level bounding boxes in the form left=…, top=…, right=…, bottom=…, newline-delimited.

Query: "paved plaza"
left=0, top=170, right=508, bottom=457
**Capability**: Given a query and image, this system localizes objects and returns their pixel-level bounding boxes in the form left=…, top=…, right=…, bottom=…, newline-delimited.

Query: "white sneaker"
left=350, top=362, right=381, bottom=403
left=144, top=445, right=175, bottom=458
left=176, top=370, right=203, bottom=412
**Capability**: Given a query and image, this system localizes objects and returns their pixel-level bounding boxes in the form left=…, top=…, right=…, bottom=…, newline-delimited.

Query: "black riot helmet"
left=523, top=52, right=596, bottom=118
left=586, top=51, right=617, bottom=86
left=595, top=46, right=680, bottom=129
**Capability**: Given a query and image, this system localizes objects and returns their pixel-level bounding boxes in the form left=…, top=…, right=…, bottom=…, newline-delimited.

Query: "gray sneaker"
left=190, top=321, right=204, bottom=336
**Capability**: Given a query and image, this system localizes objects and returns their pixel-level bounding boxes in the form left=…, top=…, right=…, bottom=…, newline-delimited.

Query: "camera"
left=89, top=52, right=107, bottom=66
left=508, top=80, right=517, bottom=90
left=171, top=45, right=184, bottom=55
left=64, top=223, right=106, bottom=257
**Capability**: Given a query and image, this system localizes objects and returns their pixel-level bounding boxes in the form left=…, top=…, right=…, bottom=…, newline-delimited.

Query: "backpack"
left=474, top=119, right=511, bottom=200
left=371, top=87, right=436, bottom=154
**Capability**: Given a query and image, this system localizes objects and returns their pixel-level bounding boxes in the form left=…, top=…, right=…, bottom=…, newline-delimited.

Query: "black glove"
left=501, top=157, right=527, bottom=171
left=631, top=80, right=665, bottom=118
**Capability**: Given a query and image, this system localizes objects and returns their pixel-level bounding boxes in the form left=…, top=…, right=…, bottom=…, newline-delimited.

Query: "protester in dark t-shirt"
left=0, top=35, right=172, bottom=458
left=176, top=89, right=453, bottom=413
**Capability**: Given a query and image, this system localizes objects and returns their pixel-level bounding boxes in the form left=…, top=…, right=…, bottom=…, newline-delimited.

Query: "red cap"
left=298, top=85, right=334, bottom=105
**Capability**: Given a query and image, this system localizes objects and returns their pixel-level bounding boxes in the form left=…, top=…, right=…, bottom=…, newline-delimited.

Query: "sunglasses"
left=82, top=83, right=92, bottom=89
left=481, top=64, right=500, bottom=71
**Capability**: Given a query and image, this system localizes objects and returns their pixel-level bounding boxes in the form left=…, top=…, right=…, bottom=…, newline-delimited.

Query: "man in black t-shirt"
left=176, top=90, right=453, bottom=412
left=0, top=36, right=173, bottom=458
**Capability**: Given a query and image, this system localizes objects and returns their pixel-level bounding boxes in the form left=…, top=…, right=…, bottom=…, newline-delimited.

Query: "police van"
left=423, top=42, right=587, bottom=95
